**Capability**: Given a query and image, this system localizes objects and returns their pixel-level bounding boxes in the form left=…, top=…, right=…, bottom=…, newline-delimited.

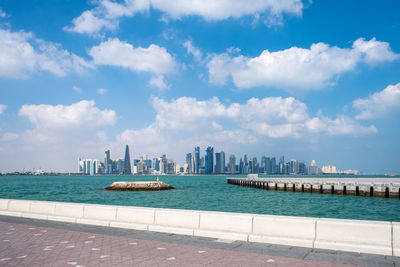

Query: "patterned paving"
left=0, top=220, right=354, bottom=267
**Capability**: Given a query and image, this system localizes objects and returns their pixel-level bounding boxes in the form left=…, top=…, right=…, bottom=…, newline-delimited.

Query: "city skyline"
left=76, top=145, right=355, bottom=176
left=0, top=1, right=400, bottom=173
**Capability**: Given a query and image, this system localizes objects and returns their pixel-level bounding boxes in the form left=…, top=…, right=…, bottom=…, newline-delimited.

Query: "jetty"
left=227, top=175, right=400, bottom=198
left=105, top=181, right=174, bottom=191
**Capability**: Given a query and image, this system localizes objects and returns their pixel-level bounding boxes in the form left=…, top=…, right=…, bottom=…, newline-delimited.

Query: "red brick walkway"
left=0, top=220, right=353, bottom=266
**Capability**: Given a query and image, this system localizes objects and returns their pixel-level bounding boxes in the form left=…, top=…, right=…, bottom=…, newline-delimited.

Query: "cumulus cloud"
left=72, top=86, right=81, bottom=92
left=19, top=100, right=116, bottom=130
left=184, top=40, right=204, bottom=64
left=148, top=75, right=169, bottom=90
left=353, top=82, right=400, bottom=120
left=97, top=88, right=108, bottom=95
left=0, top=8, right=7, bottom=18
left=0, top=104, right=6, bottom=115
left=113, top=96, right=376, bottom=158
left=207, top=38, right=399, bottom=90
left=2, top=132, right=18, bottom=142
left=65, top=0, right=304, bottom=35
left=89, top=38, right=176, bottom=75
left=0, top=28, right=93, bottom=78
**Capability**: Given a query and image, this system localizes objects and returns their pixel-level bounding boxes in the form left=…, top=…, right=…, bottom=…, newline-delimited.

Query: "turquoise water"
left=0, top=175, right=399, bottom=222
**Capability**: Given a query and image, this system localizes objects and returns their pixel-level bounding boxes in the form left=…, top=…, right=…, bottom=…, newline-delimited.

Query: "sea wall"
left=0, top=198, right=398, bottom=256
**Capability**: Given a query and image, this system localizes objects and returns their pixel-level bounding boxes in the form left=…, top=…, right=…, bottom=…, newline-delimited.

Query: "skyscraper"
left=186, top=153, right=192, bottom=174
left=104, top=149, right=111, bottom=174
left=229, top=154, right=236, bottom=174
left=205, top=146, right=214, bottom=174
left=123, top=145, right=131, bottom=174
left=215, top=151, right=225, bottom=174
left=79, top=158, right=98, bottom=175
left=193, top=146, right=200, bottom=174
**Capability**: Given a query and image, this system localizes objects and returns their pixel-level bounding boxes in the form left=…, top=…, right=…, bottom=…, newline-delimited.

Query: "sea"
left=0, top=175, right=399, bottom=222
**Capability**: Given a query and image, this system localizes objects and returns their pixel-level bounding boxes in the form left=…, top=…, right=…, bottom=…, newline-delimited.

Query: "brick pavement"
left=0, top=215, right=398, bottom=266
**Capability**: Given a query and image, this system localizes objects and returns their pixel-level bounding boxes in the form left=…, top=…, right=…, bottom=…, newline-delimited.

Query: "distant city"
left=78, top=145, right=359, bottom=176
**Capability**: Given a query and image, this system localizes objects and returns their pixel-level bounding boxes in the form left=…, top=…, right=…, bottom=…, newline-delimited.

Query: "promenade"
left=1, top=215, right=399, bottom=267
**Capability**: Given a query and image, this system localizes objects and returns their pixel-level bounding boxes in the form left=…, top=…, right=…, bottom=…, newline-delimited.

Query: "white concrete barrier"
left=30, top=201, right=55, bottom=215
left=0, top=199, right=8, bottom=210
left=116, top=207, right=155, bottom=224
left=0, top=198, right=398, bottom=256
left=393, top=222, right=400, bottom=257
left=55, top=203, right=84, bottom=218
left=8, top=199, right=30, bottom=212
left=199, top=212, right=252, bottom=233
left=314, top=219, right=392, bottom=255
left=250, top=215, right=316, bottom=247
left=155, top=209, right=199, bottom=229
left=83, top=205, right=117, bottom=221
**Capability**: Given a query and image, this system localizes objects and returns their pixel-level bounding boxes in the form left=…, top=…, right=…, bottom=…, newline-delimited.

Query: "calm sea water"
left=0, top=175, right=399, bottom=222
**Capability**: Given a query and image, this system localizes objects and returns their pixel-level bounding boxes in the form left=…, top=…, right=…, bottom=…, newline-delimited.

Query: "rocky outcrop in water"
left=105, top=181, right=174, bottom=191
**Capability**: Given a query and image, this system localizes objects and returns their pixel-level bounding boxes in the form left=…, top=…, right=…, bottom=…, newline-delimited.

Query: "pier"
left=227, top=176, right=400, bottom=198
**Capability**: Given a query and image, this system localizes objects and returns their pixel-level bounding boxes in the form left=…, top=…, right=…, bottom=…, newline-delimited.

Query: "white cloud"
left=184, top=40, right=204, bottom=63
left=0, top=28, right=93, bottom=78
left=305, top=115, right=377, bottom=136
left=0, top=104, right=6, bottom=115
left=19, top=100, right=116, bottom=130
left=2, top=132, right=18, bottom=142
left=148, top=75, right=169, bottom=90
left=66, top=0, right=304, bottom=35
left=109, top=95, right=377, bottom=167
left=0, top=8, right=7, bottom=18
left=207, top=38, right=399, bottom=90
left=114, top=96, right=376, bottom=159
left=64, top=10, right=117, bottom=35
left=89, top=38, right=176, bottom=75
left=72, top=86, right=81, bottom=92
left=97, top=88, right=108, bottom=95
left=353, top=82, right=400, bottom=120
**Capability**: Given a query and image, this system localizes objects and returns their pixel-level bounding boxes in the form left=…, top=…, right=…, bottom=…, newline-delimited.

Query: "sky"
left=0, top=0, right=400, bottom=173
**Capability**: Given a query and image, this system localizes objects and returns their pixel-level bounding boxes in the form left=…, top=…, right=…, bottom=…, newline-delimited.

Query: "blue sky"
left=0, top=0, right=399, bottom=173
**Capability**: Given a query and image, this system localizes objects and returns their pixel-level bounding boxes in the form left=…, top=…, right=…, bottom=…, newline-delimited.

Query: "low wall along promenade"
left=0, top=198, right=399, bottom=257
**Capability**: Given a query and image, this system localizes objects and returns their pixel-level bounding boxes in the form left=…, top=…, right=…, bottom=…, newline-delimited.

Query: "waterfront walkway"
left=0, top=215, right=399, bottom=266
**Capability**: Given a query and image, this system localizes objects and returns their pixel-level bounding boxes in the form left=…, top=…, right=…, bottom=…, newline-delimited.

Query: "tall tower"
left=193, top=146, right=200, bottom=174
left=229, top=154, right=236, bottom=174
left=104, top=149, right=111, bottom=174
left=123, top=145, right=131, bottom=175
left=205, top=146, right=214, bottom=174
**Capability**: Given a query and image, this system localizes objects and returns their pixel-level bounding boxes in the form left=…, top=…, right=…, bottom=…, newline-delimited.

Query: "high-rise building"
left=166, top=159, right=176, bottom=174
left=229, top=154, right=236, bottom=174
left=78, top=158, right=98, bottom=175
left=161, top=154, right=167, bottom=174
left=193, top=147, right=200, bottom=174
left=186, top=153, right=192, bottom=174
left=123, top=145, right=131, bottom=175
left=239, top=157, right=243, bottom=174
left=299, top=162, right=307, bottom=174
left=215, top=151, right=225, bottom=174
left=205, top=147, right=214, bottom=174
left=289, top=159, right=298, bottom=174
left=153, top=158, right=160, bottom=171
left=322, top=165, right=337, bottom=174
left=271, top=157, right=277, bottom=174
left=309, top=160, right=318, bottom=175
left=116, top=158, right=124, bottom=174
left=104, top=149, right=111, bottom=174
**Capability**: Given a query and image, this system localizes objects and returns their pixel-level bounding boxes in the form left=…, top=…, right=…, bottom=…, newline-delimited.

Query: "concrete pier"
left=227, top=177, right=400, bottom=198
